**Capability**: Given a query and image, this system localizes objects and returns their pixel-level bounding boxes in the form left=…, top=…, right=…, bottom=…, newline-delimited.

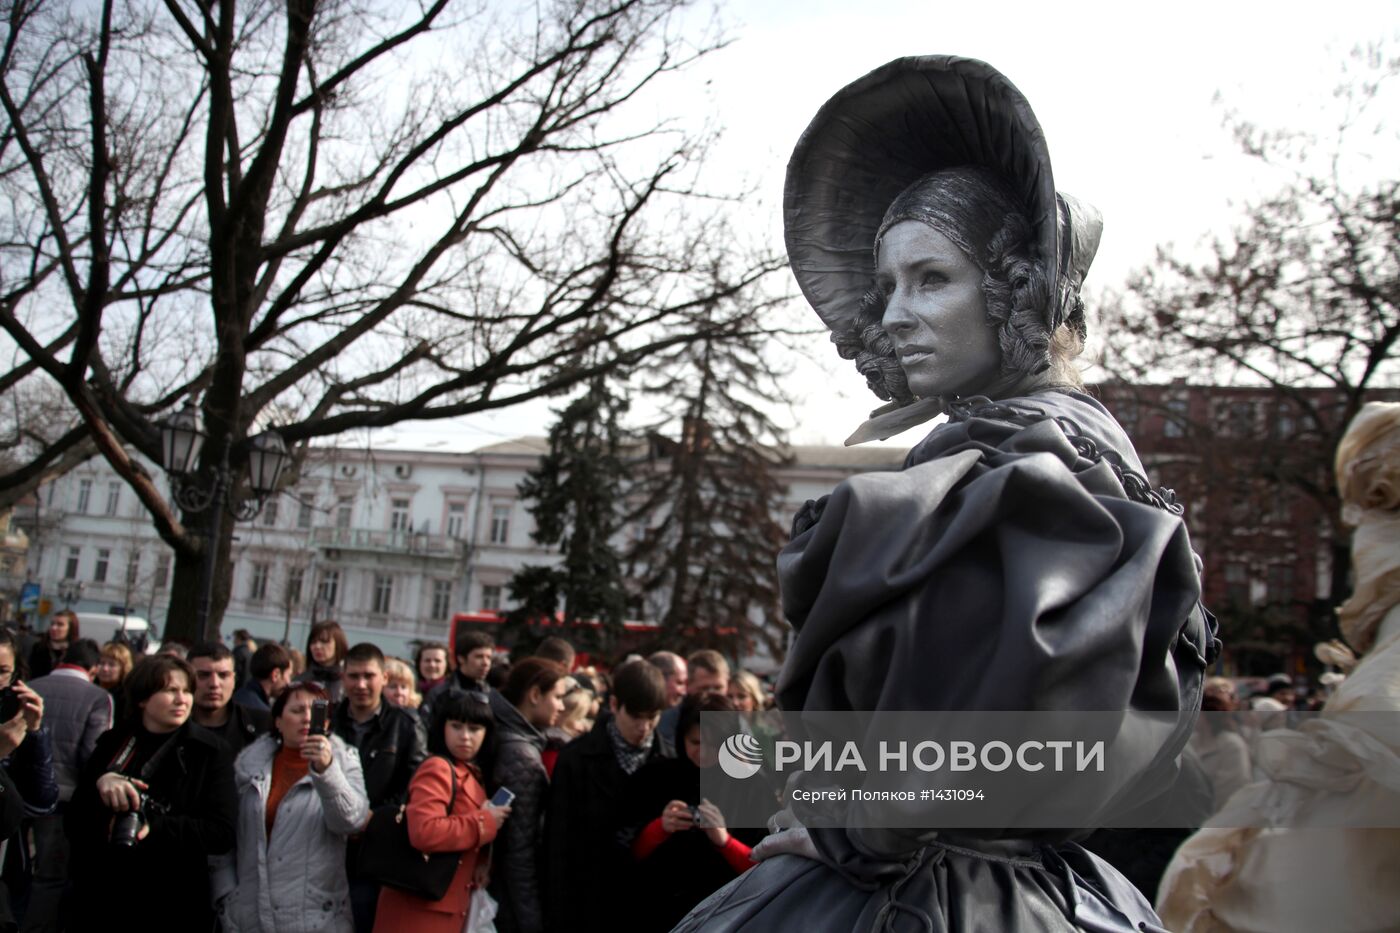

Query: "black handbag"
left=358, top=756, right=462, bottom=900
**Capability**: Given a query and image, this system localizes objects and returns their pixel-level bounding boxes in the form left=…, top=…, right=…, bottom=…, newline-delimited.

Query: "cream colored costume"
left=1156, top=402, right=1400, bottom=933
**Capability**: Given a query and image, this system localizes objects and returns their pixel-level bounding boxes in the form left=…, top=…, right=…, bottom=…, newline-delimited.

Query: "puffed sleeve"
left=777, top=393, right=1212, bottom=853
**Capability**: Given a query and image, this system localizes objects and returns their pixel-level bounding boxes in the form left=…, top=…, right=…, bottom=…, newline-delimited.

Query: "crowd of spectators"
left=0, top=608, right=1360, bottom=932
left=0, top=612, right=779, bottom=932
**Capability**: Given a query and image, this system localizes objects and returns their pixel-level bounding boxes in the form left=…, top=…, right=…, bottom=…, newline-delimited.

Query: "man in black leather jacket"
left=332, top=642, right=427, bottom=933
left=188, top=642, right=271, bottom=755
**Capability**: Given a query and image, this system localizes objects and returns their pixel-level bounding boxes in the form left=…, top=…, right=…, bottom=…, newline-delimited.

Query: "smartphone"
left=688, top=804, right=704, bottom=827
left=490, top=787, right=516, bottom=807
left=309, top=698, right=329, bottom=736
left=0, top=687, right=19, bottom=722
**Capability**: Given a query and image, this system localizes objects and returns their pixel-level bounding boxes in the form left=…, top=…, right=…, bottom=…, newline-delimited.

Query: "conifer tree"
left=625, top=307, right=792, bottom=659
left=508, top=376, right=631, bottom=653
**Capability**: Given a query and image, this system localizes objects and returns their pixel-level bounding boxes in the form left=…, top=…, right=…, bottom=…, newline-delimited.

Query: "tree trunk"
left=162, top=509, right=235, bottom=644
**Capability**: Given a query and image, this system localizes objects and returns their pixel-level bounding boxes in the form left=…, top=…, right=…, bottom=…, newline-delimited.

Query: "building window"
left=76, top=478, right=92, bottom=514
left=390, top=498, right=411, bottom=532
left=445, top=502, right=466, bottom=539
left=336, top=496, right=354, bottom=530
left=431, top=580, right=453, bottom=620
left=481, top=584, right=502, bottom=611
left=249, top=563, right=270, bottom=602
left=317, top=570, right=340, bottom=608
left=125, top=552, right=141, bottom=589
left=94, top=548, right=111, bottom=583
left=1224, top=400, right=1255, bottom=438
left=1275, top=403, right=1298, bottom=439
left=286, top=567, right=304, bottom=606
left=489, top=505, right=510, bottom=545
left=1264, top=489, right=1291, bottom=525
left=372, top=575, right=393, bottom=615
left=1224, top=562, right=1249, bottom=606
left=154, top=554, right=171, bottom=589
left=1115, top=400, right=1139, bottom=435
left=1267, top=564, right=1294, bottom=605
left=46, top=482, right=56, bottom=506
left=261, top=497, right=279, bottom=527
left=65, top=547, right=81, bottom=580
left=105, top=481, right=121, bottom=516
left=297, top=497, right=314, bottom=529
left=1163, top=398, right=1188, bottom=439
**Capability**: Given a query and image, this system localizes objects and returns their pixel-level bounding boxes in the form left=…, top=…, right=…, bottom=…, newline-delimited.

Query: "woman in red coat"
left=374, top=691, right=512, bottom=933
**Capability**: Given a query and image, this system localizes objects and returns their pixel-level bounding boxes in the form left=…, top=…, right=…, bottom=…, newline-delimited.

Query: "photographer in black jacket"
left=65, top=655, right=236, bottom=933
left=330, top=642, right=427, bottom=932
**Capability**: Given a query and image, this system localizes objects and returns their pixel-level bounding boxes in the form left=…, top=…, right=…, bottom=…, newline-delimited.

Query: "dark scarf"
left=606, top=718, right=652, bottom=776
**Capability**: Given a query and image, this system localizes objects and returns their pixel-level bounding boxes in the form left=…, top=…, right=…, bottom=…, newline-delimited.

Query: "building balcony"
left=310, top=526, right=466, bottom=561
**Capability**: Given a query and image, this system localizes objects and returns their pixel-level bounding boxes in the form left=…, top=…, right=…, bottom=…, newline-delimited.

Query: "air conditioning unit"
left=394, top=463, right=413, bottom=480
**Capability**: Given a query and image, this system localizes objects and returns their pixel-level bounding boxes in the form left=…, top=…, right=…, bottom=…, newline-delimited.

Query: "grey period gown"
left=674, top=389, right=1214, bottom=932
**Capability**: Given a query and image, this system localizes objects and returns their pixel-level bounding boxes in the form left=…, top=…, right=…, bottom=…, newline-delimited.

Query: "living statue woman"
left=675, top=56, right=1215, bottom=932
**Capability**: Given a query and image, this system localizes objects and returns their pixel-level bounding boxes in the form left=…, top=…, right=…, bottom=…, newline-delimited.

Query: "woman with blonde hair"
left=95, top=642, right=134, bottom=691
left=382, top=657, right=422, bottom=710
left=725, top=670, right=765, bottom=713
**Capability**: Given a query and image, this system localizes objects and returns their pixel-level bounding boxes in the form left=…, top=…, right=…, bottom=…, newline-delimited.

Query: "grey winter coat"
left=221, top=734, right=370, bottom=933
left=488, top=691, right=549, bottom=933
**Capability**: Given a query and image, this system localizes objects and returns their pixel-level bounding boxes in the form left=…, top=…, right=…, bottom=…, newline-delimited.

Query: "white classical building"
left=18, top=438, right=907, bottom=659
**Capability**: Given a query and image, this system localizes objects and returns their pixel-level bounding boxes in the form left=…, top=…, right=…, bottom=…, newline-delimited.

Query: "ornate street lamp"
left=157, top=403, right=291, bottom=638
left=160, top=402, right=206, bottom=477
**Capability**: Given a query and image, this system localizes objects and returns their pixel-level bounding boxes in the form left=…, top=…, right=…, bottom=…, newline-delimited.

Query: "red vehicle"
left=448, top=610, right=663, bottom=667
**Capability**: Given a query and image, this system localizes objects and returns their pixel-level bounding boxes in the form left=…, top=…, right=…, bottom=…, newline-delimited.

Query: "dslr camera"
left=110, top=793, right=168, bottom=847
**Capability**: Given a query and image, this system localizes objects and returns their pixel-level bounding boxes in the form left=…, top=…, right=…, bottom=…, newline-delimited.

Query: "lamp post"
left=159, top=403, right=289, bottom=640
left=57, top=580, right=83, bottom=610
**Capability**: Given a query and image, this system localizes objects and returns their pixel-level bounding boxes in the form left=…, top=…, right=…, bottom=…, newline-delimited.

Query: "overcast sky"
left=369, top=0, right=1400, bottom=453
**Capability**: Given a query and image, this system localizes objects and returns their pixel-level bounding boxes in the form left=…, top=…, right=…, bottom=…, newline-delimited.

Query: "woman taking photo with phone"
left=67, top=654, right=237, bottom=932
left=374, top=690, right=511, bottom=933
left=221, top=682, right=369, bottom=933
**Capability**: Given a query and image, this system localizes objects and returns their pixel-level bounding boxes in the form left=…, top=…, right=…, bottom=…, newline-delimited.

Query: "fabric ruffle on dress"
left=675, top=390, right=1211, bottom=932
left=1155, top=402, right=1400, bottom=933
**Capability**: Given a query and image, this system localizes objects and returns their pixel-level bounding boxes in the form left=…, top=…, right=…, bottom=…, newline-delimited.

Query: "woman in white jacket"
left=222, top=682, right=369, bottom=933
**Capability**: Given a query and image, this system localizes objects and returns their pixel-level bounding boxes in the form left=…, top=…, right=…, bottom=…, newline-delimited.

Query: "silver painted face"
left=875, top=221, right=1000, bottom=400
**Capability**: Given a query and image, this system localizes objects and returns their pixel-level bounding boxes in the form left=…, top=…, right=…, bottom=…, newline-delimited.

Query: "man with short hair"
left=332, top=642, right=428, bottom=933
left=230, top=629, right=256, bottom=688
left=534, top=636, right=575, bottom=673
left=189, top=641, right=270, bottom=919
left=230, top=642, right=292, bottom=712
left=687, top=649, right=730, bottom=697
left=1251, top=673, right=1297, bottom=712
left=647, top=650, right=688, bottom=706
left=188, top=641, right=271, bottom=753
left=422, top=630, right=496, bottom=716
left=545, top=659, right=667, bottom=932
left=24, top=639, right=111, bottom=933
left=657, top=649, right=729, bottom=756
